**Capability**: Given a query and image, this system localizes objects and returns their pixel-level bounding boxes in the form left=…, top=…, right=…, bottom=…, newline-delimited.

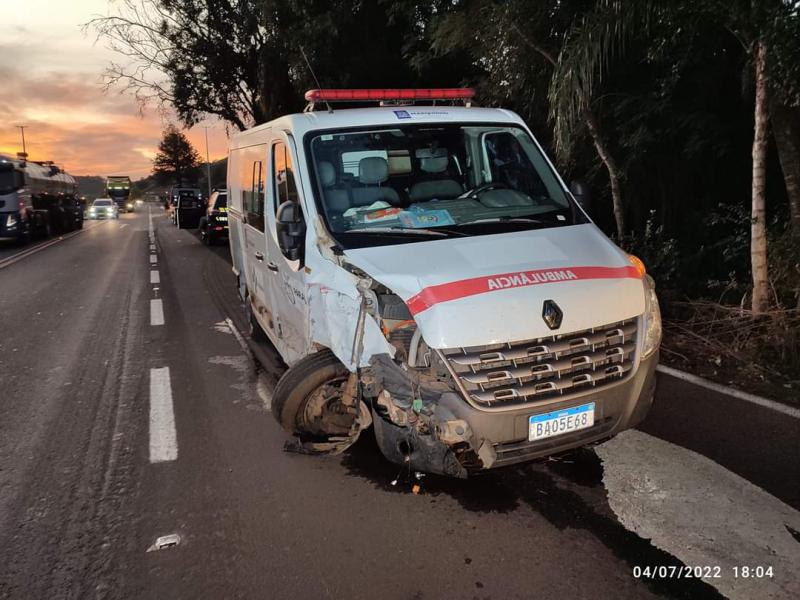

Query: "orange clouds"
left=0, top=53, right=229, bottom=179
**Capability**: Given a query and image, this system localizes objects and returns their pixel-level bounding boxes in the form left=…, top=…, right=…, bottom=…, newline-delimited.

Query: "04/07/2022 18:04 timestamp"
left=632, top=565, right=775, bottom=579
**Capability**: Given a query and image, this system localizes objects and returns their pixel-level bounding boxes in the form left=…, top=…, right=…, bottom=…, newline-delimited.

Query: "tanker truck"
left=0, top=153, right=82, bottom=245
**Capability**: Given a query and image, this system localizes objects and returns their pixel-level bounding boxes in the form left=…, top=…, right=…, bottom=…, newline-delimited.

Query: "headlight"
left=6, top=213, right=17, bottom=227
left=89, top=208, right=96, bottom=213
left=642, top=274, right=662, bottom=358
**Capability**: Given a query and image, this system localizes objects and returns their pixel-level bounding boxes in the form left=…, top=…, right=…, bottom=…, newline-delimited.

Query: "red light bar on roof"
left=304, top=88, right=475, bottom=103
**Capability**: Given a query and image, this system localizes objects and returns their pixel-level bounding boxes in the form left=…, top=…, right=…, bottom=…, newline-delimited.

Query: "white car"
left=226, top=88, right=661, bottom=477
left=87, top=198, right=118, bottom=219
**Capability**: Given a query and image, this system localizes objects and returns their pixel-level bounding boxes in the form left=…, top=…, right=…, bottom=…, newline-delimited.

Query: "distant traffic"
left=0, top=151, right=226, bottom=253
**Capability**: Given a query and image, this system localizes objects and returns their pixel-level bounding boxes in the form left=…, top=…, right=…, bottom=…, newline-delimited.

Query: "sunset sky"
left=0, top=0, right=230, bottom=179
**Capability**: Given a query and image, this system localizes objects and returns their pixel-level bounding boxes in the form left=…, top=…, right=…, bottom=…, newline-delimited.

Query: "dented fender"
left=305, top=256, right=395, bottom=372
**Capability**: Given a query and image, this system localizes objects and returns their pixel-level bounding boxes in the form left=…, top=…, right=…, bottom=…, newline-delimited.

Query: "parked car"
left=173, top=193, right=205, bottom=229
left=198, top=191, right=228, bottom=245
left=87, top=198, right=118, bottom=220
left=227, top=88, right=661, bottom=478
left=167, top=187, right=203, bottom=225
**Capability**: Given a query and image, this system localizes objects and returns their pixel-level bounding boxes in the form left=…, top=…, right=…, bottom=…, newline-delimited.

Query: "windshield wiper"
left=345, top=226, right=448, bottom=237
left=464, top=216, right=544, bottom=224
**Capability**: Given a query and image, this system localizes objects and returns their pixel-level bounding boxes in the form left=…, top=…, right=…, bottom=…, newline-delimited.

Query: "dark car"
left=167, top=187, right=202, bottom=225
left=198, top=191, right=228, bottom=245
left=173, top=191, right=205, bottom=229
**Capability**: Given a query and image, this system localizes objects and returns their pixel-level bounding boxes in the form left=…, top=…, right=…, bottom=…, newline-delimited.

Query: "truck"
left=0, top=153, right=82, bottom=245
left=226, top=88, right=661, bottom=478
left=106, top=176, right=133, bottom=212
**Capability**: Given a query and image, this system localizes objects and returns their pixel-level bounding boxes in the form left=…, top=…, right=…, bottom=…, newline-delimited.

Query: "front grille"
left=442, top=319, right=637, bottom=409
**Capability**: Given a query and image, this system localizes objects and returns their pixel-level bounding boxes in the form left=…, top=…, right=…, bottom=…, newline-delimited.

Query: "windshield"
left=93, top=200, right=112, bottom=207
left=213, top=194, right=227, bottom=210
left=0, top=167, right=16, bottom=194
left=307, top=123, right=585, bottom=247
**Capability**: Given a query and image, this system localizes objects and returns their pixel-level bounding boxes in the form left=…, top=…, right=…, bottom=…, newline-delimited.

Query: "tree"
left=750, top=35, right=770, bottom=313
left=89, top=0, right=462, bottom=130
left=152, top=126, right=200, bottom=184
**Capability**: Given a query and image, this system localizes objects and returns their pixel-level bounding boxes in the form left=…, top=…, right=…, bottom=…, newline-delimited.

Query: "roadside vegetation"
left=90, top=0, right=800, bottom=399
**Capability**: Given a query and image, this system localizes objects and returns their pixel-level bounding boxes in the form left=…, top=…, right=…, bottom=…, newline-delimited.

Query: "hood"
left=343, top=224, right=645, bottom=348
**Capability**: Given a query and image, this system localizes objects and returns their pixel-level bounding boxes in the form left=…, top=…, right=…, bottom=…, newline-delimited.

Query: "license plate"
left=529, top=402, right=595, bottom=441
left=217, top=216, right=228, bottom=222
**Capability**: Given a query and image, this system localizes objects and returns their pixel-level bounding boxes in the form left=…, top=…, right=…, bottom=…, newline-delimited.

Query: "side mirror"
left=276, top=201, right=305, bottom=261
left=570, top=180, right=591, bottom=212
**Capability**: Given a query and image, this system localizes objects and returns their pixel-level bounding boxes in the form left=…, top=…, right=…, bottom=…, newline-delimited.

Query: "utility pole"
left=16, top=125, right=27, bottom=157
left=203, top=126, right=212, bottom=198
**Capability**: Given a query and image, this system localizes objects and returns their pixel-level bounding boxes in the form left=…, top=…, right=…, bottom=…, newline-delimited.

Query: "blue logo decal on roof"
left=393, top=110, right=411, bottom=119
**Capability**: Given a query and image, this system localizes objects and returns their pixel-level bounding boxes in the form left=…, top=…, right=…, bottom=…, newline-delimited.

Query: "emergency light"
left=304, top=88, right=475, bottom=103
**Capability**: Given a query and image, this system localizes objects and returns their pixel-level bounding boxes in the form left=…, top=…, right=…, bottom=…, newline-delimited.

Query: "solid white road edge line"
left=0, top=222, right=100, bottom=270
left=150, top=299, right=165, bottom=326
left=149, top=367, right=178, bottom=463
left=656, top=364, right=800, bottom=419
left=150, top=270, right=160, bottom=284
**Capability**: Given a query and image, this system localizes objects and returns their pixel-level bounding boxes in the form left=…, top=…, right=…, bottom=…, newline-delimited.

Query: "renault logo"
left=542, top=300, right=563, bottom=330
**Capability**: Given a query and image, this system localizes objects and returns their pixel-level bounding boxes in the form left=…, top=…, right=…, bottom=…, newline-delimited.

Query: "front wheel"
left=272, top=351, right=368, bottom=448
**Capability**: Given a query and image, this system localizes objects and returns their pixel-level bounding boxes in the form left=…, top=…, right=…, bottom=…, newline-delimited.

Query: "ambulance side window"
left=273, top=141, right=299, bottom=213
left=246, top=160, right=265, bottom=231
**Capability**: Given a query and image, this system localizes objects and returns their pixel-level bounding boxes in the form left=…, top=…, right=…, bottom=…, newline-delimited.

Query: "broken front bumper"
left=371, top=351, right=658, bottom=477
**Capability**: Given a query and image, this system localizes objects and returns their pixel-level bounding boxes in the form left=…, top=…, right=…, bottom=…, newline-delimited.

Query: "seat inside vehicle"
left=318, top=160, right=350, bottom=214
left=350, top=157, right=399, bottom=206
left=408, top=148, right=464, bottom=202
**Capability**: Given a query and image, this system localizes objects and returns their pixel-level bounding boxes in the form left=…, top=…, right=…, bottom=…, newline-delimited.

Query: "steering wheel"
left=459, top=181, right=507, bottom=199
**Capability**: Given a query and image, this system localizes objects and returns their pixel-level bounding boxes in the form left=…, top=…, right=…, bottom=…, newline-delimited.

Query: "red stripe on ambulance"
left=405, top=265, right=641, bottom=315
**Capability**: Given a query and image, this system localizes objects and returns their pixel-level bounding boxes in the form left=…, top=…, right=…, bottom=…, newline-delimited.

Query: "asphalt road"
left=0, top=207, right=797, bottom=600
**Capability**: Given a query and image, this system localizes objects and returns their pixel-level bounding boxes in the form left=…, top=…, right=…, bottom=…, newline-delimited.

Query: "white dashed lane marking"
left=150, top=270, right=160, bottom=284
left=149, top=254, right=157, bottom=264
left=149, top=367, right=177, bottom=463
left=150, top=299, right=164, bottom=326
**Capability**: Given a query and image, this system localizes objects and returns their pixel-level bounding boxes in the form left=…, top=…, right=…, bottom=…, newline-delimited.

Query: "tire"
left=15, top=226, right=31, bottom=247
left=199, top=219, right=210, bottom=245
left=271, top=350, right=349, bottom=435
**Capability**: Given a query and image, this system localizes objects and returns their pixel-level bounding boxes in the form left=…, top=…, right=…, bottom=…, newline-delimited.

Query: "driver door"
left=264, top=131, right=310, bottom=364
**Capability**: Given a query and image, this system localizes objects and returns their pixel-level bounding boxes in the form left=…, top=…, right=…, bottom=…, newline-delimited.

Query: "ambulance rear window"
left=341, top=150, right=410, bottom=176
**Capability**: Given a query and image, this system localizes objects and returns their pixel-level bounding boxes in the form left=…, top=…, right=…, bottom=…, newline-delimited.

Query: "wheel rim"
left=299, top=375, right=362, bottom=438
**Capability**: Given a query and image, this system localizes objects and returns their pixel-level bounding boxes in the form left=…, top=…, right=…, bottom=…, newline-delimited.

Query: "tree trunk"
left=751, top=38, right=770, bottom=313
left=770, top=104, right=800, bottom=233
left=584, top=108, right=626, bottom=239
left=510, top=26, right=627, bottom=239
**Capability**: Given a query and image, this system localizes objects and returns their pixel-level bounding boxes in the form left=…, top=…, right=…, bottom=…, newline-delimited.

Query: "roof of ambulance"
left=229, top=106, right=526, bottom=146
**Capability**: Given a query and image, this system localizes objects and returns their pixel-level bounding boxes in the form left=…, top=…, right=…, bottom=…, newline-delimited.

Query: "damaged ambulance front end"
left=332, top=225, right=661, bottom=478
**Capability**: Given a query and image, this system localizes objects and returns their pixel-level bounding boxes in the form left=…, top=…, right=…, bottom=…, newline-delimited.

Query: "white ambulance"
left=227, top=88, right=660, bottom=477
